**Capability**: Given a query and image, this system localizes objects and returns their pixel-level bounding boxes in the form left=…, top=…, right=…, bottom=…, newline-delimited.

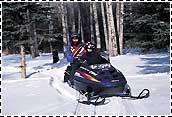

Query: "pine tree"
left=3, top=3, right=27, bottom=54
left=2, top=2, right=53, bottom=55
left=124, top=2, right=170, bottom=50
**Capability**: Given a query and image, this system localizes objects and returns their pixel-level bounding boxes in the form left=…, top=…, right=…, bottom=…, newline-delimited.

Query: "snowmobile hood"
left=74, top=64, right=127, bottom=86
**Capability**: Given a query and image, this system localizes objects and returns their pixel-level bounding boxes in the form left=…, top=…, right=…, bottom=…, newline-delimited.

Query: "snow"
left=2, top=52, right=170, bottom=115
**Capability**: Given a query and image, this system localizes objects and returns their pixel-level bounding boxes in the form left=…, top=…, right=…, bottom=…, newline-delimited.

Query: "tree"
left=71, top=3, right=76, bottom=32
left=77, top=3, right=81, bottom=34
left=2, top=2, right=53, bottom=56
left=101, top=2, right=108, bottom=51
left=90, top=3, right=94, bottom=43
left=124, top=2, right=170, bottom=50
left=93, top=3, right=101, bottom=48
left=3, top=2, right=169, bottom=55
left=26, top=8, right=39, bottom=58
left=119, top=3, right=124, bottom=54
left=61, top=2, right=68, bottom=56
left=106, top=2, right=118, bottom=56
left=2, top=3, right=28, bottom=54
left=77, top=3, right=84, bottom=42
left=116, top=2, right=124, bottom=54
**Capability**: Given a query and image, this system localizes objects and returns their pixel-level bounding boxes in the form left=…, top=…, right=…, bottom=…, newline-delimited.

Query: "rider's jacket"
left=66, top=44, right=86, bottom=63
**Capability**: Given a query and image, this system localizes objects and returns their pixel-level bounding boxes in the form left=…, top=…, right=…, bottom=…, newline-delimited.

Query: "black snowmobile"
left=64, top=56, right=150, bottom=105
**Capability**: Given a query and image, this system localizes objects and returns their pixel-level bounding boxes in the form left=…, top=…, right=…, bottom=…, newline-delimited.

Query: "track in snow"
left=73, top=93, right=97, bottom=115
left=47, top=69, right=150, bottom=115
left=39, top=70, right=153, bottom=115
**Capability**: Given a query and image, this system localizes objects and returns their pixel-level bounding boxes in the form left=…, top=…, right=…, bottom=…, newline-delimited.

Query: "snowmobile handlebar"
left=110, top=88, right=150, bottom=100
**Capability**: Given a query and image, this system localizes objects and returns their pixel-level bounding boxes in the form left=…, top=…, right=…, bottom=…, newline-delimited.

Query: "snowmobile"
left=64, top=57, right=150, bottom=105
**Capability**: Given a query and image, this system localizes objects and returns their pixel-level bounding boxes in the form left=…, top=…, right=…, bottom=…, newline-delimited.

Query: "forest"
left=2, top=2, right=170, bottom=58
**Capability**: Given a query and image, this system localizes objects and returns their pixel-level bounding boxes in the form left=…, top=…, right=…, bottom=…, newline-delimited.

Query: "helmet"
left=70, top=33, right=81, bottom=46
left=85, top=42, right=95, bottom=52
left=71, top=33, right=79, bottom=39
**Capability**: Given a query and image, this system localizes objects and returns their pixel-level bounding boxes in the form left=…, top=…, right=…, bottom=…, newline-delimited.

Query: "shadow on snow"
left=137, top=54, right=170, bottom=74
left=26, top=58, right=68, bottom=78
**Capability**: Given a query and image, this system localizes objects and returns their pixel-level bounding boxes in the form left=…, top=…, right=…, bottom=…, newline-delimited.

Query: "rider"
left=65, top=32, right=86, bottom=63
left=80, top=42, right=108, bottom=65
left=64, top=33, right=86, bottom=83
left=64, top=40, right=108, bottom=84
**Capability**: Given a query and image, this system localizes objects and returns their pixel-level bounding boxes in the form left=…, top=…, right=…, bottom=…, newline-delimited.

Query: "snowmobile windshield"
left=86, top=56, right=109, bottom=66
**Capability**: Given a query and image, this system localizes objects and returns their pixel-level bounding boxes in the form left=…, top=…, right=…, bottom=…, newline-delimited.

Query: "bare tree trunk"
left=77, top=4, right=84, bottom=42
left=78, top=3, right=81, bottom=34
left=116, top=3, right=121, bottom=55
left=21, top=45, right=26, bottom=79
left=26, top=9, right=32, bottom=55
left=64, top=3, right=69, bottom=44
left=116, top=2, right=124, bottom=55
left=90, top=3, right=94, bottom=43
left=71, top=3, right=76, bottom=32
left=116, top=3, right=120, bottom=36
left=78, top=13, right=81, bottom=35
left=81, top=21, right=84, bottom=43
left=61, top=2, right=68, bottom=56
left=33, top=23, right=39, bottom=56
left=48, top=3, right=53, bottom=53
left=119, top=3, right=124, bottom=55
left=26, top=9, right=39, bottom=58
left=3, top=47, right=9, bottom=55
left=106, top=2, right=118, bottom=56
left=93, top=3, right=101, bottom=48
left=101, top=2, right=108, bottom=51
left=30, top=23, right=39, bottom=58
left=49, top=18, right=53, bottom=53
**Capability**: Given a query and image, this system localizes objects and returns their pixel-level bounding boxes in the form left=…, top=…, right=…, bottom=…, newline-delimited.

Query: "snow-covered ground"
left=2, top=52, right=170, bottom=115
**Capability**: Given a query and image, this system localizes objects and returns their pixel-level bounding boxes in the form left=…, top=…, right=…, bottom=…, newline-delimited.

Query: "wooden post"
left=21, top=45, right=26, bottom=79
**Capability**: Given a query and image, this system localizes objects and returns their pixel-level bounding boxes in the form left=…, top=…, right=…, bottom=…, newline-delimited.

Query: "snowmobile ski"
left=121, top=88, right=150, bottom=99
left=78, top=97, right=106, bottom=105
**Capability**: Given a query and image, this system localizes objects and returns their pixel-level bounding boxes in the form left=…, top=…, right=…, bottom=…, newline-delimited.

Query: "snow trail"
left=2, top=52, right=170, bottom=115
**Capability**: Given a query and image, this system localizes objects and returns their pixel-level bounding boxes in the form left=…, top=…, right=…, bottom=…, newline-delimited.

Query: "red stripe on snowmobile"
left=78, top=71, right=100, bottom=82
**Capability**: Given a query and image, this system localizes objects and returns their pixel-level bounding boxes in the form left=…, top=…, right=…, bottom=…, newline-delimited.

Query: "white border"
left=170, top=1, right=172, bottom=116
left=0, top=1, right=171, bottom=116
left=0, top=0, right=170, bottom=2
left=0, top=2, right=2, bottom=115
